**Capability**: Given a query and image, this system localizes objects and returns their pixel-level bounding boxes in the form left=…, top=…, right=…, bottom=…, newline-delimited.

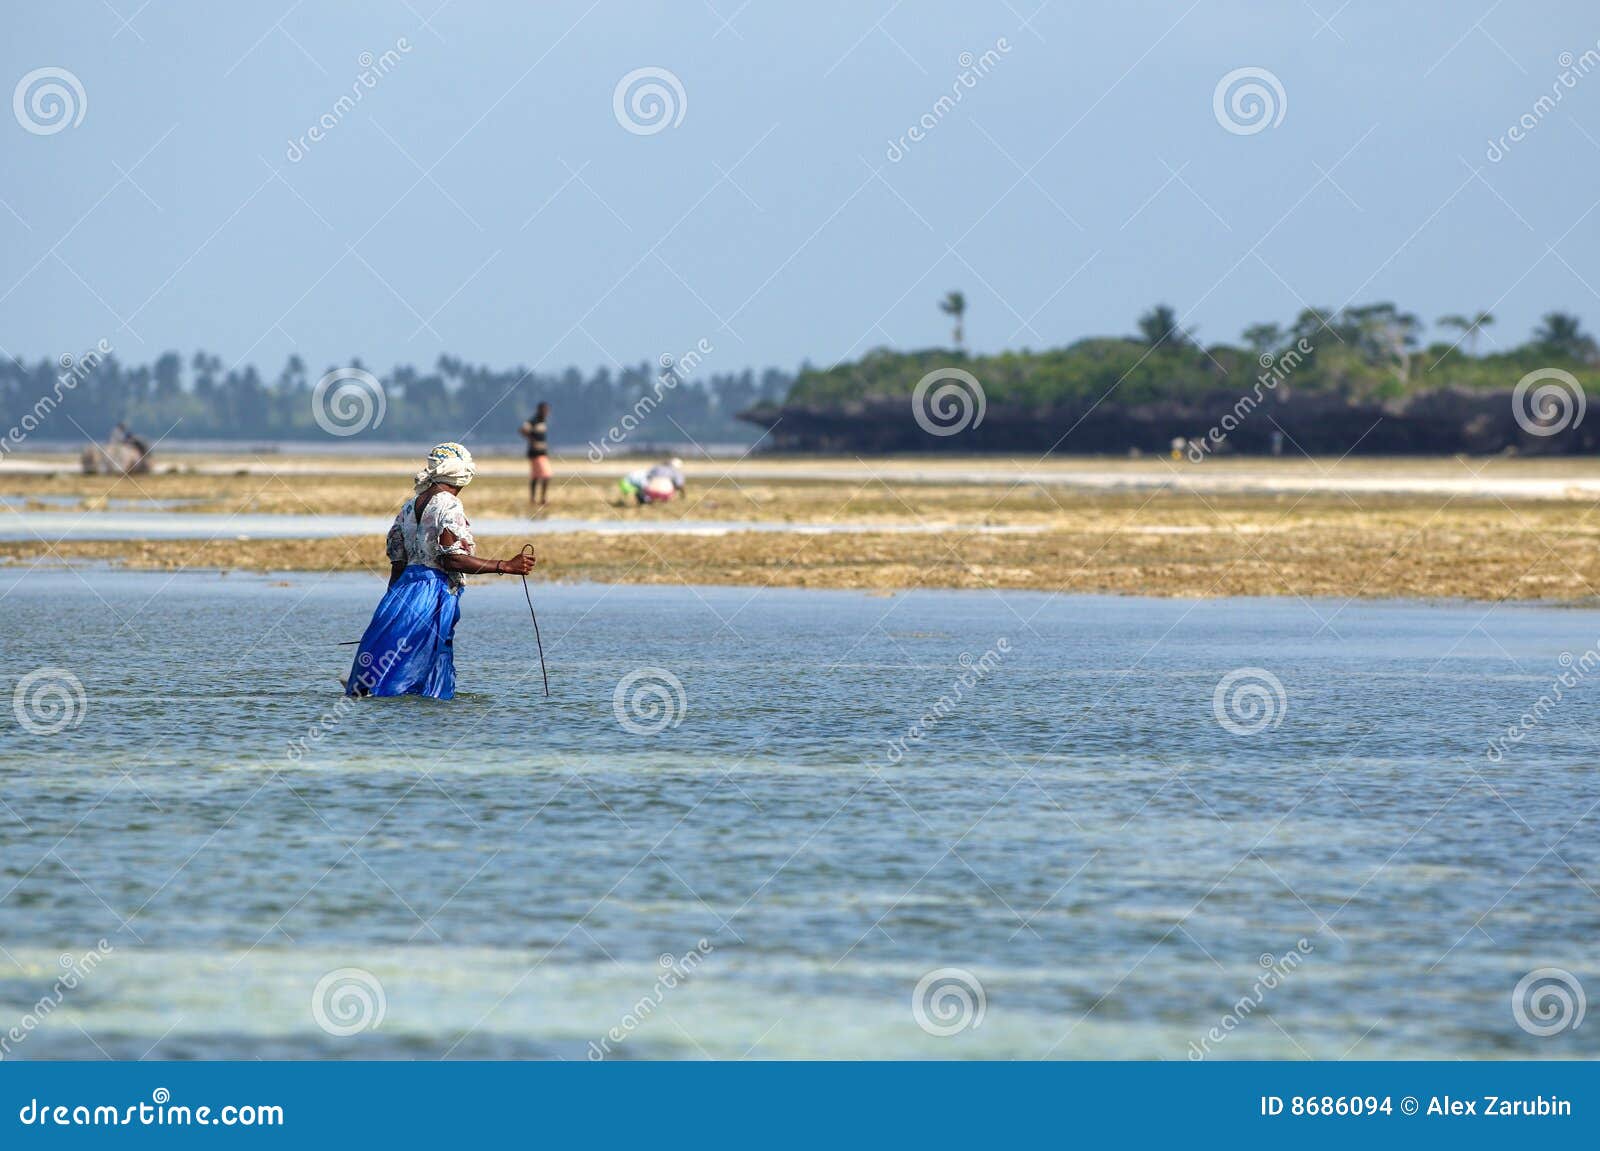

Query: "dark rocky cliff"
left=740, top=389, right=1599, bottom=455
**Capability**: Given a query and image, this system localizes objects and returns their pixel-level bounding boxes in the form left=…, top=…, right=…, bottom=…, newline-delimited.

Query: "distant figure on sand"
left=345, top=442, right=536, bottom=700
left=615, top=457, right=686, bottom=506
left=647, top=458, right=686, bottom=498
left=520, top=402, right=552, bottom=506
left=81, top=422, right=152, bottom=475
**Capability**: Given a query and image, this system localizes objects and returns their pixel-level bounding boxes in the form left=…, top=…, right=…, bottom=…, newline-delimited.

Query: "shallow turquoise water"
left=1, top=570, right=1597, bottom=1059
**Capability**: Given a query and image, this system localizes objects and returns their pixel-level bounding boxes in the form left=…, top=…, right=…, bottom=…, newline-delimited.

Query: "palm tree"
left=1290, top=306, right=1345, bottom=347
left=1468, top=310, right=1495, bottom=354
left=1533, top=311, right=1596, bottom=360
left=1241, top=323, right=1283, bottom=355
left=939, top=291, right=966, bottom=349
left=1136, top=304, right=1192, bottom=349
left=1437, top=311, right=1494, bottom=354
left=1345, top=303, right=1420, bottom=381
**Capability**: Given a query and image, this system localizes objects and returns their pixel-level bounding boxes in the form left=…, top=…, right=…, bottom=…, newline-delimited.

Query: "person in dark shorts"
left=519, top=402, right=552, bottom=506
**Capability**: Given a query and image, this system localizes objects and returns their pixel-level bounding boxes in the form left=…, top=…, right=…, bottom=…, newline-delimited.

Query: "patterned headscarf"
left=413, top=441, right=475, bottom=493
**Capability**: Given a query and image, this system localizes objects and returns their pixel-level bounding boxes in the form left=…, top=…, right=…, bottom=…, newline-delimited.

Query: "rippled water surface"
left=2, top=570, right=1597, bottom=1059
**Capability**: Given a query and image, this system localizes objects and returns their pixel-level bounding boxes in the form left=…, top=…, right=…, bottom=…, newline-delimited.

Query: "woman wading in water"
left=346, top=442, right=536, bottom=700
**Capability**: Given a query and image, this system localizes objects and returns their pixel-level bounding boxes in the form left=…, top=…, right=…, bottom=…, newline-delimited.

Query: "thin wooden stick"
left=519, top=544, right=550, bottom=697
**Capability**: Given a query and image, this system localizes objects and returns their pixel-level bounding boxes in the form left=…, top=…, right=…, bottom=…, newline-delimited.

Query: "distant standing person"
left=520, top=402, right=552, bottom=506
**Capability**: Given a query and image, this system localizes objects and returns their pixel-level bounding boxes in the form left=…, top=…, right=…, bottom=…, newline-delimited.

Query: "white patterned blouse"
left=385, top=491, right=476, bottom=587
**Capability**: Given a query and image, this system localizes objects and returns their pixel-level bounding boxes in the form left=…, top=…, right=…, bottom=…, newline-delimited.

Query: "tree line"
left=0, top=351, right=792, bottom=447
left=779, top=302, right=1597, bottom=411
left=5, top=301, right=1593, bottom=451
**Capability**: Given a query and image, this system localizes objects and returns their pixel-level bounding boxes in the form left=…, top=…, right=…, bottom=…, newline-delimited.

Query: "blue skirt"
left=346, top=565, right=462, bottom=699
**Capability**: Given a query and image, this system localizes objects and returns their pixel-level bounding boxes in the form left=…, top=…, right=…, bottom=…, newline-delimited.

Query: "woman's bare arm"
left=438, top=531, right=535, bottom=575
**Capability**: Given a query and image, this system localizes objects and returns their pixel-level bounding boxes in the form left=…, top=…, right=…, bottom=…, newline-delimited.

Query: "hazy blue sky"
left=4, top=1, right=1597, bottom=379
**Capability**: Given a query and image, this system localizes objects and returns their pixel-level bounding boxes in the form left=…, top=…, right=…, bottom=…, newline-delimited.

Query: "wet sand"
left=10, top=450, right=1600, bottom=507
left=3, top=454, right=1599, bottom=601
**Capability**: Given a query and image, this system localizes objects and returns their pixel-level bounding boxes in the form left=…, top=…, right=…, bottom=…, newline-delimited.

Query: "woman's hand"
left=501, top=551, right=536, bottom=576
